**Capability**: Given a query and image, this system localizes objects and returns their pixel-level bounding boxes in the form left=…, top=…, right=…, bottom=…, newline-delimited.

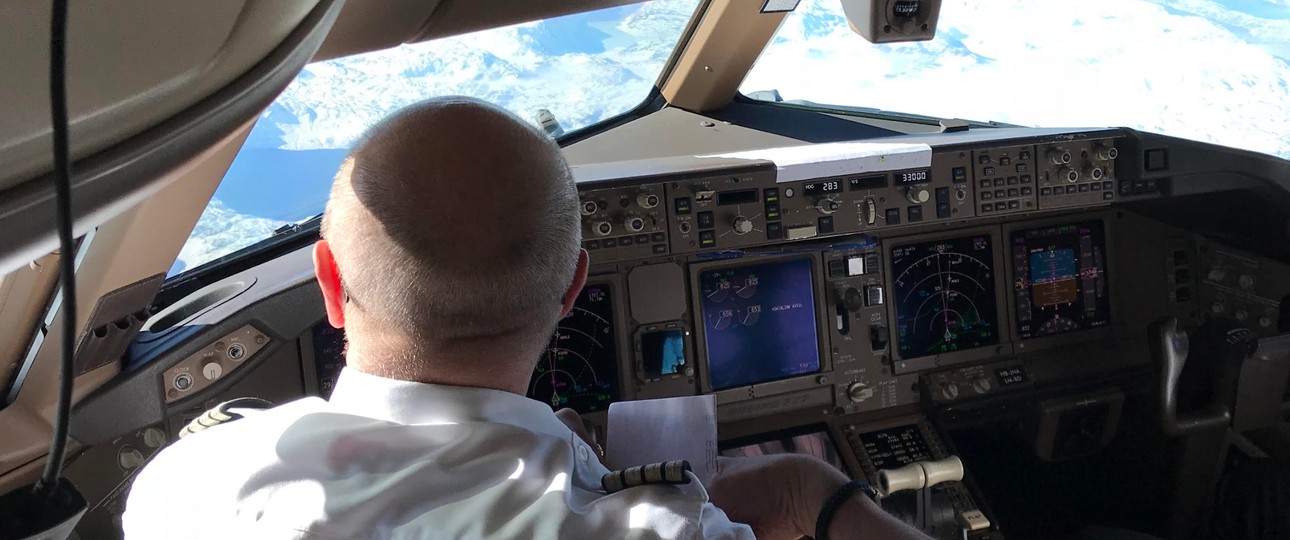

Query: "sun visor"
left=0, top=0, right=343, bottom=276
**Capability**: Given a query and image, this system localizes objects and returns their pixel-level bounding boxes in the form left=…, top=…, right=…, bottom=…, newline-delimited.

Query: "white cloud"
left=261, top=0, right=700, bottom=151
left=741, top=0, right=1290, bottom=159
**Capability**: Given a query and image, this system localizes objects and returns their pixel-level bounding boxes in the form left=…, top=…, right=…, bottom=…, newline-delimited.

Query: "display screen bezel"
left=884, top=226, right=1015, bottom=373
left=1002, top=213, right=1119, bottom=351
left=688, top=253, right=832, bottom=397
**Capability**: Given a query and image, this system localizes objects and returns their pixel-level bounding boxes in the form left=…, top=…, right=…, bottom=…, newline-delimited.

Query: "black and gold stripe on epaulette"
left=177, top=397, right=274, bottom=439
left=601, top=460, right=692, bottom=493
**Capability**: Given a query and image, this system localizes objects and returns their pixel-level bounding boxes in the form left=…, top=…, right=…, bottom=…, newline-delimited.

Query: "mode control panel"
left=162, top=325, right=269, bottom=404
left=669, top=168, right=781, bottom=252
left=973, top=145, right=1037, bottom=216
left=581, top=183, right=669, bottom=263
left=1037, top=139, right=1119, bottom=209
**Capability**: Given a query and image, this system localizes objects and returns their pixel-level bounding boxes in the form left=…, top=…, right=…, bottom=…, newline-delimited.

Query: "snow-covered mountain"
left=171, top=199, right=290, bottom=276
left=175, top=0, right=1290, bottom=276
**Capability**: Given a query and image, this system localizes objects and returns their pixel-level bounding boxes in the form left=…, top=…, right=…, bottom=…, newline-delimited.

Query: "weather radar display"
left=890, top=235, right=1000, bottom=359
left=529, top=283, right=620, bottom=413
left=1011, top=221, right=1110, bottom=339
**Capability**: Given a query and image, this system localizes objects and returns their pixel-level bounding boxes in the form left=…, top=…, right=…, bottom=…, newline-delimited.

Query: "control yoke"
left=1151, top=317, right=1290, bottom=437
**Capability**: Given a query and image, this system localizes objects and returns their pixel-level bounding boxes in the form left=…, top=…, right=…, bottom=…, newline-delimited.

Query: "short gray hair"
left=320, top=98, right=581, bottom=350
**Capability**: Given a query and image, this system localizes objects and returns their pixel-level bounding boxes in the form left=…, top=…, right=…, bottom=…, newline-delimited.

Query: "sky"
left=171, top=0, right=1290, bottom=277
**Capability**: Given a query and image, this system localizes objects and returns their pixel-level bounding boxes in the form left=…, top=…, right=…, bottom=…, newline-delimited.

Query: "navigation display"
left=1012, top=221, right=1110, bottom=339
left=890, top=234, right=1000, bottom=359
left=698, top=257, right=820, bottom=390
left=721, top=426, right=847, bottom=474
left=529, top=283, right=620, bottom=413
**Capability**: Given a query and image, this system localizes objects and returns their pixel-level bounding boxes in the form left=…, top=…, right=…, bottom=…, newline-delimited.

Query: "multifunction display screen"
left=698, top=257, right=820, bottom=390
left=890, top=234, right=1000, bottom=360
left=529, top=283, right=620, bottom=413
left=1011, top=221, right=1111, bottom=339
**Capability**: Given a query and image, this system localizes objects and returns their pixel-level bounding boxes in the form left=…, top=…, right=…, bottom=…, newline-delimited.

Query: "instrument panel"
left=307, top=133, right=1168, bottom=419
left=65, top=126, right=1290, bottom=540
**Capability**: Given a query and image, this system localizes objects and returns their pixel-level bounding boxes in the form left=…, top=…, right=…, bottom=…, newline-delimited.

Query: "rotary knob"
left=972, top=378, right=992, bottom=394
left=592, top=220, right=613, bottom=237
left=941, top=382, right=960, bottom=400
left=905, top=187, right=930, bottom=204
left=841, top=287, right=864, bottom=313
left=636, top=192, right=660, bottom=209
left=1083, top=164, right=1105, bottom=181
left=1058, top=166, right=1079, bottom=183
left=847, top=382, right=873, bottom=403
left=1095, top=145, right=1119, bottom=160
left=816, top=197, right=841, bottom=214
left=202, top=361, right=223, bottom=381
left=1047, top=148, right=1073, bottom=165
left=118, top=445, right=145, bottom=470
left=624, top=216, right=647, bottom=234
left=732, top=215, right=754, bottom=235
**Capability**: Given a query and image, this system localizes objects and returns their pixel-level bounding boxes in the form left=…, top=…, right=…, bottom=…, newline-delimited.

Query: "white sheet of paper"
left=605, top=395, right=718, bottom=485
left=700, top=141, right=933, bottom=183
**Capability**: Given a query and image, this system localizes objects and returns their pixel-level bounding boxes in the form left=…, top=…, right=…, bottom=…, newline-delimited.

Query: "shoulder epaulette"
left=601, top=460, right=692, bottom=493
left=177, top=397, right=274, bottom=439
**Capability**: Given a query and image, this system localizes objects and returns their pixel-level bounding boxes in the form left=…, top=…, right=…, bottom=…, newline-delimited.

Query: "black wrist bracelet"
left=813, top=479, right=880, bottom=540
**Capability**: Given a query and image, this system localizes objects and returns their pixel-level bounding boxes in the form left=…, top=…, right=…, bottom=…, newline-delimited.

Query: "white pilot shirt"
left=123, top=368, right=754, bottom=539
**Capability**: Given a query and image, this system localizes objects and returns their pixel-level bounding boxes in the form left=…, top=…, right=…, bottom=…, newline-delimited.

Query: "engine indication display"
left=1012, top=221, right=1110, bottom=339
left=530, top=283, right=620, bottom=413
left=890, top=234, right=1000, bottom=359
left=698, top=257, right=820, bottom=390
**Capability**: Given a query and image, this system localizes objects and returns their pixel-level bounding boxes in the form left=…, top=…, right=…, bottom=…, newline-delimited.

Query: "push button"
left=674, top=197, right=692, bottom=215
left=766, top=222, right=783, bottom=239
left=830, top=260, right=851, bottom=279
left=697, top=211, right=714, bottom=229
left=935, top=187, right=950, bottom=204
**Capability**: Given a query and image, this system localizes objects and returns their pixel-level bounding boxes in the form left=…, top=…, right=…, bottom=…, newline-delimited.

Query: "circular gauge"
left=891, top=235, right=1000, bottom=359
left=528, top=284, right=619, bottom=413
left=704, top=274, right=732, bottom=304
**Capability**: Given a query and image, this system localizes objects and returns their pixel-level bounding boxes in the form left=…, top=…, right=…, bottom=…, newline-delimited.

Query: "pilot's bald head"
left=318, top=97, right=582, bottom=381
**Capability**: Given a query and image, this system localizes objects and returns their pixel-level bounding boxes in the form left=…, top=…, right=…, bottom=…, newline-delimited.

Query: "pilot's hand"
left=555, top=408, right=604, bottom=462
left=707, top=454, right=846, bottom=540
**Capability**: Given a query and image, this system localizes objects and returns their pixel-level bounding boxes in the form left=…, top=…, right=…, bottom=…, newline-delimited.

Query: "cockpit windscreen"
left=891, top=234, right=1000, bottom=359
left=1011, top=221, right=1110, bottom=339
left=699, top=257, right=820, bottom=390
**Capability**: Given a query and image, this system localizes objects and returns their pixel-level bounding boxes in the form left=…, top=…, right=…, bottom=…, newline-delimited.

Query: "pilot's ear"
left=560, top=249, right=590, bottom=319
left=314, top=240, right=346, bottom=328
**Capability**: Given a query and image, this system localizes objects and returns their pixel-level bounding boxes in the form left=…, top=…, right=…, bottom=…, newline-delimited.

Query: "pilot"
left=123, top=97, right=928, bottom=540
